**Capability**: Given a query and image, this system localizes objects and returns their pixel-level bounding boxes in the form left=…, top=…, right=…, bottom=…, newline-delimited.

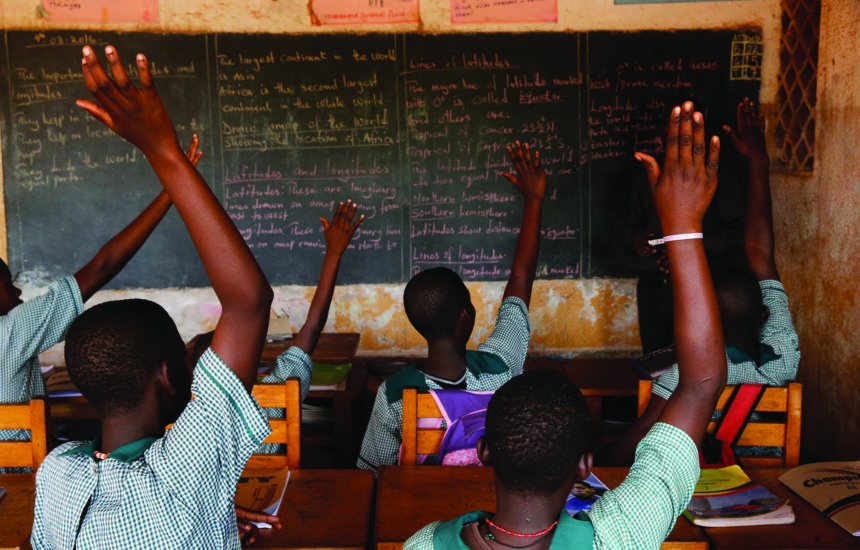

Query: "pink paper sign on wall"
left=451, top=0, right=557, bottom=23
left=310, top=0, right=419, bottom=25
left=38, top=0, right=158, bottom=23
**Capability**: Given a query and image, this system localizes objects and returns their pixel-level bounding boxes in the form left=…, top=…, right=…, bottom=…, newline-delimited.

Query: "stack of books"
left=684, top=465, right=795, bottom=527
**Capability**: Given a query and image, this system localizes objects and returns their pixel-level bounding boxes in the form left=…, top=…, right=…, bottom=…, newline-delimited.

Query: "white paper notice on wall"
left=451, top=0, right=557, bottom=24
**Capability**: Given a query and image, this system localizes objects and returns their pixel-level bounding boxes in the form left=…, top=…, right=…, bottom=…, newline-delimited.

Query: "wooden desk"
left=0, top=474, right=36, bottom=550
left=261, top=333, right=360, bottom=364
left=705, top=468, right=859, bottom=549
left=375, top=466, right=707, bottom=550
left=251, top=469, right=374, bottom=549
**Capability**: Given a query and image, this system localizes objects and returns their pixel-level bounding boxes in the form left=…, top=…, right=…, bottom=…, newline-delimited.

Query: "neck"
left=99, top=391, right=167, bottom=453
left=485, top=477, right=570, bottom=548
left=422, top=339, right=468, bottom=380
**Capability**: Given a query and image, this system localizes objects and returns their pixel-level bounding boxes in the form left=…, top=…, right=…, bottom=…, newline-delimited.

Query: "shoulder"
left=404, top=521, right=441, bottom=550
left=465, top=350, right=509, bottom=376
left=38, top=441, right=89, bottom=479
left=383, top=365, right=430, bottom=404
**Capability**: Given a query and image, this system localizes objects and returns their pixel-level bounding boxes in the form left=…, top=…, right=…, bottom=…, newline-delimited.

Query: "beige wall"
left=773, top=0, right=859, bottom=461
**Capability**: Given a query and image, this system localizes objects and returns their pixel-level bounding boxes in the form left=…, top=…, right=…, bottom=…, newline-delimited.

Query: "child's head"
left=0, top=260, right=23, bottom=315
left=65, top=299, right=190, bottom=425
left=403, top=267, right=475, bottom=343
left=713, top=270, right=767, bottom=345
left=481, top=369, right=592, bottom=496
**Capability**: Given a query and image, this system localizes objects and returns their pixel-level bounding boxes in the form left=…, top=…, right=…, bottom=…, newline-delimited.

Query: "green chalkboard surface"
left=0, top=30, right=761, bottom=288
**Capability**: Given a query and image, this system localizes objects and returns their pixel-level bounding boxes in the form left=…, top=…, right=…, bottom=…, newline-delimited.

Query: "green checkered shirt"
left=404, top=422, right=699, bottom=550
left=653, top=280, right=799, bottom=400
left=358, top=297, right=530, bottom=475
left=31, top=347, right=271, bottom=549
left=257, top=345, right=312, bottom=454
left=0, top=276, right=83, bottom=473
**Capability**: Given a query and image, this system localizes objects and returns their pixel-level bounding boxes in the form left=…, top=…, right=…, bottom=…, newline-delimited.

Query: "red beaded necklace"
left=485, top=518, right=559, bottom=538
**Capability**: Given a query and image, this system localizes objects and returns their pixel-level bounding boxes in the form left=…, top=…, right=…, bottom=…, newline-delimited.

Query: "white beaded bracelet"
left=647, top=233, right=703, bottom=246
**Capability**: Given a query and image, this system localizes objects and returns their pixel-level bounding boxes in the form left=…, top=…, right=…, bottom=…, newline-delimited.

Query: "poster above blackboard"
left=0, top=30, right=761, bottom=288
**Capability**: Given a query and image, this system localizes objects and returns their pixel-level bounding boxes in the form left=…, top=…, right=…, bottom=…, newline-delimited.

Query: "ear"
left=156, top=361, right=177, bottom=397
left=760, top=304, right=770, bottom=327
left=574, top=451, right=593, bottom=482
left=476, top=435, right=492, bottom=467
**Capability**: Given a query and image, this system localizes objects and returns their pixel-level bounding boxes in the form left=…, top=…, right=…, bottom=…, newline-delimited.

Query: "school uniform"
left=0, top=276, right=83, bottom=473
left=652, top=280, right=800, bottom=400
left=404, top=422, right=699, bottom=550
left=31, top=348, right=270, bottom=550
left=357, top=296, right=530, bottom=474
left=257, top=345, right=313, bottom=454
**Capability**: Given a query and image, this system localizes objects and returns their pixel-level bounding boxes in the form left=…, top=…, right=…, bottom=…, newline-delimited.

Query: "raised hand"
left=185, top=134, right=203, bottom=167
left=320, top=199, right=365, bottom=257
left=722, top=97, right=768, bottom=164
left=76, top=45, right=180, bottom=159
left=503, top=141, right=546, bottom=202
left=638, top=102, right=720, bottom=236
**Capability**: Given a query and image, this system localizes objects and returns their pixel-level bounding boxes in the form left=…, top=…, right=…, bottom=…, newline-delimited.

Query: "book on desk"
left=684, top=465, right=795, bottom=527
left=780, top=461, right=860, bottom=536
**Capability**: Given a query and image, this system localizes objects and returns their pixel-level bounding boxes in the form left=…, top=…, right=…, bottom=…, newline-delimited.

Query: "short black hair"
left=485, top=369, right=591, bottom=496
left=65, top=299, right=187, bottom=416
left=403, top=267, right=470, bottom=339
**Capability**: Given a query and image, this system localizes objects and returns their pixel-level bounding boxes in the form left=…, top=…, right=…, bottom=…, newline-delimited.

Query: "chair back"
left=401, top=389, right=445, bottom=465
left=247, top=379, right=302, bottom=470
left=0, top=397, right=49, bottom=469
left=638, top=380, right=802, bottom=468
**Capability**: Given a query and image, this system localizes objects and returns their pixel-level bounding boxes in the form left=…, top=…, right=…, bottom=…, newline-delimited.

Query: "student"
left=357, top=141, right=545, bottom=474
left=31, top=45, right=274, bottom=549
left=258, top=199, right=363, bottom=452
left=611, top=98, right=800, bottom=464
left=404, top=101, right=727, bottom=549
left=0, top=133, right=200, bottom=474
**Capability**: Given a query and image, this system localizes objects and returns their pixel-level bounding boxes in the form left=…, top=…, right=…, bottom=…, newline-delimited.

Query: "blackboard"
left=0, top=30, right=761, bottom=288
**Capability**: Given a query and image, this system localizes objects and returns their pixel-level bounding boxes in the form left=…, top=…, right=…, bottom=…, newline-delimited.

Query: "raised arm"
left=291, top=200, right=364, bottom=354
left=636, top=102, right=727, bottom=442
left=74, top=137, right=202, bottom=301
left=77, top=45, right=272, bottom=391
left=501, top=141, right=546, bottom=307
left=723, top=98, right=778, bottom=281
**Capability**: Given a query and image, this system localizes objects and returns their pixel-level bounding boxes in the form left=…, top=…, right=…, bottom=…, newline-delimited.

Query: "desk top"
left=251, top=469, right=374, bottom=550
left=0, top=474, right=36, bottom=550
left=376, top=466, right=706, bottom=549
left=705, top=468, right=859, bottom=549
left=261, top=333, right=360, bottom=364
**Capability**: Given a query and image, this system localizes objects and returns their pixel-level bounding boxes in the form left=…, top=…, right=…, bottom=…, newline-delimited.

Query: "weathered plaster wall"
left=4, top=0, right=784, bottom=361
left=772, top=0, right=860, bottom=461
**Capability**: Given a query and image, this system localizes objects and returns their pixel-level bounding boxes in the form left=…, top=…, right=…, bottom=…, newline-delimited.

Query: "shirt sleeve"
left=262, top=346, right=313, bottom=402
left=589, top=422, right=699, bottom=550
left=1, top=276, right=83, bottom=398
left=357, top=381, right=402, bottom=476
left=147, top=347, right=271, bottom=511
left=404, top=521, right=440, bottom=550
left=477, top=296, right=530, bottom=376
left=755, top=280, right=800, bottom=384
left=31, top=462, right=47, bottom=549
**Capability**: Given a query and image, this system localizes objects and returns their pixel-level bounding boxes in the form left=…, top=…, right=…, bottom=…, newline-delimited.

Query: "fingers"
left=679, top=101, right=694, bottom=165
left=665, top=106, right=681, bottom=163
left=137, top=53, right=155, bottom=90
left=692, top=111, right=706, bottom=166
left=75, top=99, right=114, bottom=127
left=82, top=46, right=123, bottom=105
left=706, top=135, right=721, bottom=181
left=105, top=46, right=132, bottom=91
left=634, top=152, right=661, bottom=188
left=351, top=213, right=366, bottom=231
left=319, top=217, right=331, bottom=231
left=185, top=134, right=203, bottom=166
left=501, top=172, right=518, bottom=186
